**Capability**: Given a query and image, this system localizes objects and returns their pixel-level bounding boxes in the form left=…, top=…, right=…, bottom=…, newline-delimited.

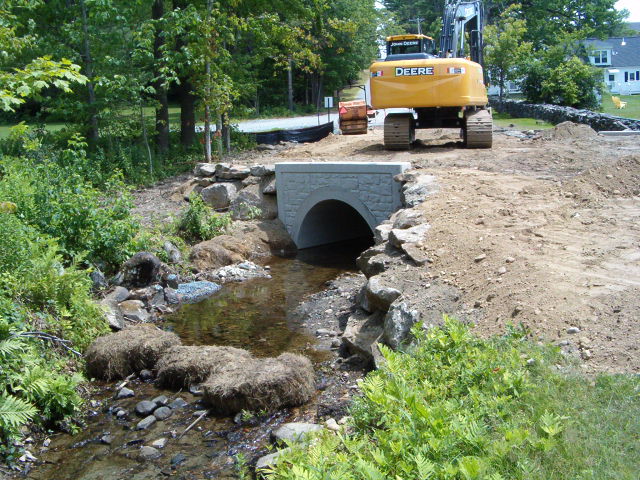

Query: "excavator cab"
left=386, top=35, right=437, bottom=61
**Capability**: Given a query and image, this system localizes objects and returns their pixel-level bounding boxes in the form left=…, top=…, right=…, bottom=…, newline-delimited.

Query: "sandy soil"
left=133, top=125, right=640, bottom=374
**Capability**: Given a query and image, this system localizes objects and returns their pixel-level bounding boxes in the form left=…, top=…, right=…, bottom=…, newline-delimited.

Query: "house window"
left=592, top=50, right=609, bottom=65
left=609, top=74, right=615, bottom=81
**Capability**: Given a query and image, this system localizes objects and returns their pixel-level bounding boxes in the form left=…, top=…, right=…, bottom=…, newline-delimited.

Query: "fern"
left=0, top=394, right=37, bottom=432
left=0, top=337, right=24, bottom=361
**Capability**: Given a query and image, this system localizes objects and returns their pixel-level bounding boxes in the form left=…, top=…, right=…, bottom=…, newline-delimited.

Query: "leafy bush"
left=175, top=194, right=232, bottom=242
left=270, top=318, right=640, bottom=480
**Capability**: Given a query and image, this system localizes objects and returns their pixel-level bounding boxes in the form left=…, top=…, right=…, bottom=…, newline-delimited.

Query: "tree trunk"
left=203, top=0, right=213, bottom=162
left=152, top=0, right=169, bottom=154
left=287, top=58, right=294, bottom=112
left=79, top=0, right=98, bottom=143
left=222, top=113, right=231, bottom=153
left=499, top=70, right=505, bottom=101
left=216, top=114, right=223, bottom=159
left=179, top=80, right=197, bottom=147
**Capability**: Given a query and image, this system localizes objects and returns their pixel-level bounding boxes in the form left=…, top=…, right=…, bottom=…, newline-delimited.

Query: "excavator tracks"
left=384, top=113, right=415, bottom=150
left=464, top=108, right=493, bottom=148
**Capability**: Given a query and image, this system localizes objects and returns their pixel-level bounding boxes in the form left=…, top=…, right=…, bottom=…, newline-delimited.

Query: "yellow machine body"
left=369, top=57, right=488, bottom=109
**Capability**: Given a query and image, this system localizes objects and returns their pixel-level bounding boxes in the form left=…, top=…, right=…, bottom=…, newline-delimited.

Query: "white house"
left=584, top=36, right=640, bottom=95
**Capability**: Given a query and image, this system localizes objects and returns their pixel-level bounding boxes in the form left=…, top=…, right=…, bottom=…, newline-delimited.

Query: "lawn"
left=493, top=111, right=554, bottom=130
left=600, top=94, right=640, bottom=119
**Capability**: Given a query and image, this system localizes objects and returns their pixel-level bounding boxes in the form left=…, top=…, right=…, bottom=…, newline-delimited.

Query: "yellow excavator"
left=368, top=0, right=492, bottom=149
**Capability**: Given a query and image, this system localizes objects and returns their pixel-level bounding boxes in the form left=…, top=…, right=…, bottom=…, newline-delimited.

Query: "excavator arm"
left=440, top=0, right=484, bottom=68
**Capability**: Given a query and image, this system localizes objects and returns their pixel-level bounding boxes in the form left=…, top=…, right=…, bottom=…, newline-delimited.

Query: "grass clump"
left=176, top=194, right=232, bottom=242
left=269, top=318, right=639, bottom=480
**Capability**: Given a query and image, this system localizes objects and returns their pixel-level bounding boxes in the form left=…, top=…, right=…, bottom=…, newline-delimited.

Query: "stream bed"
left=26, top=240, right=370, bottom=480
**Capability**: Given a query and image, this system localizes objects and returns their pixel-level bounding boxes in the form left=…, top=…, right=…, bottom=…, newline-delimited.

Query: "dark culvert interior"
left=296, top=199, right=375, bottom=250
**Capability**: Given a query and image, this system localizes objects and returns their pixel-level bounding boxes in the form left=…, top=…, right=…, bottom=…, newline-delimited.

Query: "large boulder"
left=215, top=163, right=251, bottom=180
left=118, top=299, right=150, bottom=323
left=249, top=164, right=275, bottom=177
left=402, top=174, right=439, bottom=208
left=201, top=182, right=238, bottom=209
left=388, top=224, right=431, bottom=249
left=383, top=301, right=421, bottom=350
left=341, top=310, right=384, bottom=362
left=391, top=208, right=425, bottom=229
left=364, top=276, right=402, bottom=312
left=190, top=235, right=254, bottom=271
left=176, top=281, right=221, bottom=303
left=194, top=163, right=217, bottom=177
left=229, top=183, right=278, bottom=220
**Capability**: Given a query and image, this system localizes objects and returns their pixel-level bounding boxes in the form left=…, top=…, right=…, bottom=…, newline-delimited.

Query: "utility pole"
left=409, top=17, right=424, bottom=35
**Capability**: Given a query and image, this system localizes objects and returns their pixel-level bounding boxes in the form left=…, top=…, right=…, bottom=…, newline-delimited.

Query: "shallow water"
left=28, top=239, right=370, bottom=480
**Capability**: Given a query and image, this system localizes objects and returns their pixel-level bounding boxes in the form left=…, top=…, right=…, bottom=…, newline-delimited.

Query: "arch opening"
left=295, top=199, right=374, bottom=249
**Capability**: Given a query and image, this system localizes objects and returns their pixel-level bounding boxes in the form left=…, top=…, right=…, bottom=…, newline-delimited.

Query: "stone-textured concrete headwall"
left=275, top=162, right=410, bottom=248
left=490, top=98, right=640, bottom=131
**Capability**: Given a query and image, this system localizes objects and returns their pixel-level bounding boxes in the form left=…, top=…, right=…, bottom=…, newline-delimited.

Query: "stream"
left=27, top=239, right=370, bottom=480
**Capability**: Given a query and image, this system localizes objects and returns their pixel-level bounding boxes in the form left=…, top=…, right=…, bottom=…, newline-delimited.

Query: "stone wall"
left=489, top=98, right=640, bottom=131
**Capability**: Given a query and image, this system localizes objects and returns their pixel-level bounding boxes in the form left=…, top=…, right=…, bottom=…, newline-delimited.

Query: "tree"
left=484, top=4, right=532, bottom=99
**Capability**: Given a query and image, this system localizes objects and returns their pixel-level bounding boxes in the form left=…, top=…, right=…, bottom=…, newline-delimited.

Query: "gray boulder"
left=229, top=183, right=277, bottom=220
left=176, top=281, right=221, bottom=304
left=90, top=269, right=108, bottom=290
left=139, top=445, right=161, bottom=460
left=388, top=224, right=431, bottom=249
left=104, top=286, right=130, bottom=305
left=102, top=302, right=125, bottom=330
left=383, top=301, right=421, bottom=350
left=118, top=300, right=150, bottom=323
left=271, top=423, right=322, bottom=445
left=256, top=448, right=291, bottom=471
left=135, top=400, right=157, bottom=416
left=374, top=223, right=393, bottom=245
left=136, top=415, right=156, bottom=430
left=250, top=164, right=275, bottom=177
left=391, top=209, right=425, bottom=229
left=194, top=163, right=217, bottom=177
left=163, top=242, right=182, bottom=264
left=341, top=310, right=384, bottom=362
left=215, top=163, right=250, bottom=180
left=154, top=406, right=173, bottom=421
left=201, top=182, right=238, bottom=209
left=262, top=177, right=277, bottom=195
left=364, top=276, right=402, bottom=312
left=120, top=252, right=162, bottom=288
left=402, top=175, right=439, bottom=207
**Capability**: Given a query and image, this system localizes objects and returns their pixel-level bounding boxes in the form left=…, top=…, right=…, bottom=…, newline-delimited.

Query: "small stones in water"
left=567, top=327, right=581, bottom=334
left=100, top=433, right=113, bottom=445
left=152, top=395, right=168, bottom=407
left=151, top=438, right=168, bottom=449
left=136, top=415, right=157, bottom=430
left=139, top=369, right=154, bottom=381
left=116, top=409, right=127, bottom=419
left=139, top=445, right=161, bottom=460
left=169, top=397, right=188, bottom=409
left=154, top=407, right=173, bottom=421
left=135, top=400, right=157, bottom=417
left=116, top=387, right=134, bottom=399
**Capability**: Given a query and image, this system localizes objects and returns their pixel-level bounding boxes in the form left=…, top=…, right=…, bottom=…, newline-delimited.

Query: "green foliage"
left=175, top=195, right=232, bottom=242
left=269, top=318, right=640, bottom=480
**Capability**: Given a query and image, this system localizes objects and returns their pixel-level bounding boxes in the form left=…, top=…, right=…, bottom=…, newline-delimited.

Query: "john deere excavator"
left=369, top=0, right=492, bottom=149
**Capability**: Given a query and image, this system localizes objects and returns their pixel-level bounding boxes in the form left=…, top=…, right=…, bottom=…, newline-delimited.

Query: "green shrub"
left=270, top=318, right=639, bottom=480
left=175, top=194, right=232, bottom=242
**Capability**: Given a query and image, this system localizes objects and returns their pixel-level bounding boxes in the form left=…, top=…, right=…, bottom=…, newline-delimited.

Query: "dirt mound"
left=202, top=352, right=315, bottom=414
left=85, top=325, right=181, bottom=380
left=566, top=154, right=640, bottom=202
left=156, top=345, right=253, bottom=389
left=538, top=121, right=598, bottom=141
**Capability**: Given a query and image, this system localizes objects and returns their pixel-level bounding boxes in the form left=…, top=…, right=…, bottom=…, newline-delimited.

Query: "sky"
left=616, top=0, right=640, bottom=22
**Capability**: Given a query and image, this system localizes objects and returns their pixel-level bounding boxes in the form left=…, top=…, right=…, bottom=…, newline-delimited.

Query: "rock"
left=105, top=286, right=131, bottom=305
left=116, top=410, right=127, bottom=419
left=171, top=453, right=187, bottom=467
left=250, top=164, right=275, bottom=177
left=163, top=242, right=182, bottom=264
left=383, top=301, right=421, bottom=350
left=176, top=281, right=221, bottom=304
left=388, top=224, right=431, bottom=249
left=201, top=182, right=238, bottom=209
left=505, top=256, right=516, bottom=263
left=149, top=286, right=167, bottom=309
left=325, top=418, right=340, bottom=432
left=151, top=438, right=168, bottom=449
left=120, top=252, right=163, bottom=288
left=255, top=449, right=290, bottom=470
left=139, top=369, right=154, bottom=380
left=102, top=302, right=125, bottom=330
left=136, top=415, right=157, bottom=430
left=316, top=329, right=337, bottom=336
left=189, top=385, right=203, bottom=396
left=497, top=266, right=507, bottom=275
left=374, top=223, right=393, bottom=245
left=357, top=285, right=374, bottom=313
left=474, top=253, right=487, bottom=262
left=139, top=446, right=161, bottom=460
left=402, top=174, right=439, bottom=207
left=271, top=423, right=322, bottom=445
left=171, top=178, right=203, bottom=202
left=391, top=209, right=424, bottom=229
left=90, top=269, right=108, bottom=290
left=100, top=434, right=113, bottom=445
left=169, top=397, right=188, bottom=409
left=135, top=400, right=157, bottom=416
left=567, top=327, right=580, bottom=334
left=119, top=300, right=150, bottom=323
left=194, top=163, right=217, bottom=177
left=229, top=183, right=278, bottom=220
left=154, top=407, right=173, bottom=421
left=364, top=276, right=402, bottom=312
left=330, top=338, right=341, bottom=348
left=342, top=310, right=384, bottom=362
left=401, top=243, right=429, bottom=266
left=256, top=144, right=276, bottom=151
left=116, top=387, right=134, bottom=399
left=356, top=246, right=389, bottom=278
left=164, top=288, right=180, bottom=305
left=262, top=176, right=277, bottom=195
left=152, top=395, right=168, bottom=407
left=215, top=163, right=250, bottom=180
left=164, top=274, right=180, bottom=289
left=18, top=451, right=37, bottom=462
left=190, top=235, right=253, bottom=272
left=207, top=261, right=271, bottom=283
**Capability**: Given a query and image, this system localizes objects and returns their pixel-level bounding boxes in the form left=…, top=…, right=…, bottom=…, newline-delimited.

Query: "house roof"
left=584, top=36, right=640, bottom=68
